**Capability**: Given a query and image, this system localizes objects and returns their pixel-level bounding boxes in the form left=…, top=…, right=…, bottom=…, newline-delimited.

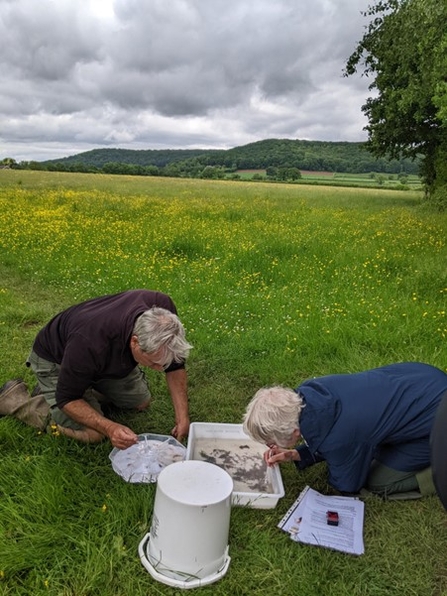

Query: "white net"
left=110, top=434, right=186, bottom=483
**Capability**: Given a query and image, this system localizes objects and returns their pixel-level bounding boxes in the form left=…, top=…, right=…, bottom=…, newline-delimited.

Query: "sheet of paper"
left=278, top=485, right=311, bottom=535
left=278, top=486, right=364, bottom=556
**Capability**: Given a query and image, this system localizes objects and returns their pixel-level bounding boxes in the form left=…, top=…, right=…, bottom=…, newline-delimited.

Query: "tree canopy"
left=34, top=138, right=419, bottom=177
left=345, top=0, right=447, bottom=207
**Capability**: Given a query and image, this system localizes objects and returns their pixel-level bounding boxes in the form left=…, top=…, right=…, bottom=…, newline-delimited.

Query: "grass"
left=0, top=169, right=446, bottom=595
left=302, top=171, right=422, bottom=189
left=234, top=169, right=423, bottom=190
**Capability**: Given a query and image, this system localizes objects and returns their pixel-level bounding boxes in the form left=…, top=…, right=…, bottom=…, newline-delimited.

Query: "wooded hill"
left=40, top=138, right=419, bottom=175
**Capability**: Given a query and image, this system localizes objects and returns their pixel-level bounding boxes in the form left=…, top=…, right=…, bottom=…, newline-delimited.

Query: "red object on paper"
left=326, top=511, right=339, bottom=526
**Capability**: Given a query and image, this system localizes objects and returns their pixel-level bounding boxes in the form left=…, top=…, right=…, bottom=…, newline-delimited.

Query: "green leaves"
left=345, top=0, right=447, bottom=206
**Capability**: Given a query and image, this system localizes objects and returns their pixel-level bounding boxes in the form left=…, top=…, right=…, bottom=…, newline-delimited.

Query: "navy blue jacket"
left=295, top=362, right=447, bottom=493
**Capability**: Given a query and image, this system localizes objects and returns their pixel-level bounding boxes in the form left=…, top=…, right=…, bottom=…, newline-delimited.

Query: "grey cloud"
left=0, top=0, right=372, bottom=161
left=0, top=1, right=101, bottom=81
left=102, top=0, right=358, bottom=114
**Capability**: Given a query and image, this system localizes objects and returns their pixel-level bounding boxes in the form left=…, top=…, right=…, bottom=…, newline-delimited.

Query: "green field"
left=236, top=168, right=423, bottom=190
left=0, top=169, right=446, bottom=596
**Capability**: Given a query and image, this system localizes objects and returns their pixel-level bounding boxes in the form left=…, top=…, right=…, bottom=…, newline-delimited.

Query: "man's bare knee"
left=56, top=425, right=105, bottom=443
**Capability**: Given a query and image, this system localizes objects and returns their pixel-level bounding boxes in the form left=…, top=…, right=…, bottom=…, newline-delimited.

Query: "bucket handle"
left=138, top=532, right=231, bottom=590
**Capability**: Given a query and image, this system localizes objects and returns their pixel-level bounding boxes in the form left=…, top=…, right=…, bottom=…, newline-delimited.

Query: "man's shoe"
left=0, top=379, right=50, bottom=430
left=0, top=379, right=23, bottom=397
left=31, top=384, right=42, bottom=397
left=385, top=490, right=423, bottom=501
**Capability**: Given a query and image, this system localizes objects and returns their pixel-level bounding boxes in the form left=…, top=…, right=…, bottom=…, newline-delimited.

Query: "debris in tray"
left=193, top=438, right=273, bottom=493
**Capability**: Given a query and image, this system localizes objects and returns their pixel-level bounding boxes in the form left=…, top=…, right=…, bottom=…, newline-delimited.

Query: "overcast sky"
left=0, top=0, right=374, bottom=162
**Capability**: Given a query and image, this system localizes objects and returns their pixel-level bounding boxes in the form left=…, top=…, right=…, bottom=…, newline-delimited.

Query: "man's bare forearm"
left=62, top=399, right=138, bottom=449
left=62, top=399, right=115, bottom=435
left=166, top=368, right=190, bottom=439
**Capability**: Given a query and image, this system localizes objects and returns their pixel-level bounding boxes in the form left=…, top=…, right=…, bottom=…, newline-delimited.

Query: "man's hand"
left=264, top=445, right=300, bottom=465
left=171, top=417, right=190, bottom=442
left=106, top=422, right=139, bottom=450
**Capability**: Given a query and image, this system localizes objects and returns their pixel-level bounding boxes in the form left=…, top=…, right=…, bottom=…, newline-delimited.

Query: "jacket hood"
left=297, top=379, right=342, bottom=452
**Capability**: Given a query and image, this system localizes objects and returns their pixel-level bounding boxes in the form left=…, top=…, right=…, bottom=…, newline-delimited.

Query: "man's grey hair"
left=243, top=386, right=304, bottom=447
left=133, top=307, right=192, bottom=368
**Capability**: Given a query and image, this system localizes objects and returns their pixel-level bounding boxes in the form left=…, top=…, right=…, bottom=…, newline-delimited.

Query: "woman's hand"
left=264, top=445, right=299, bottom=466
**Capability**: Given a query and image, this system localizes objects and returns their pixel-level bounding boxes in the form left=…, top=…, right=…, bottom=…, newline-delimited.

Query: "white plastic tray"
left=186, top=423, right=285, bottom=509
left=109, top=433, right=186, bottom=483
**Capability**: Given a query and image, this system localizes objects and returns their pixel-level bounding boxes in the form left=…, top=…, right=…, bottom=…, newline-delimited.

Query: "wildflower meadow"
left=0, top=169, right=446, bottom=596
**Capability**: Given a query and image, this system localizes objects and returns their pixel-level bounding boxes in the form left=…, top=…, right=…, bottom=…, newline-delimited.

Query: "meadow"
left=0, top=169, right=446, bottom=596
left=235, top=169, right=423, bottom=190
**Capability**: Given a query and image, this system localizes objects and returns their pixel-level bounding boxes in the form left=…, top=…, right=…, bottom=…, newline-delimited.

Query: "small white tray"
left=109, top=433, right=186, bottom=483
left=186, top=423, right=285, bottom=509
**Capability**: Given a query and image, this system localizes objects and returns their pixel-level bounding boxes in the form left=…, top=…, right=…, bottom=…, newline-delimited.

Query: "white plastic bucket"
left=139, top=460, right=233, bottom=589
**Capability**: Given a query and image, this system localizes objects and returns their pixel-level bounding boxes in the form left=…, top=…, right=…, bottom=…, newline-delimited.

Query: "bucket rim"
left=138, top=532, right=231, bottom=589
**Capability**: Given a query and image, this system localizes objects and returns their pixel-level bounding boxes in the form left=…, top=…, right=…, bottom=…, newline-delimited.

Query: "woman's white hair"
left=243, top=386, right=304, bottom=447
left=133, top=307, right=192, bottom=368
